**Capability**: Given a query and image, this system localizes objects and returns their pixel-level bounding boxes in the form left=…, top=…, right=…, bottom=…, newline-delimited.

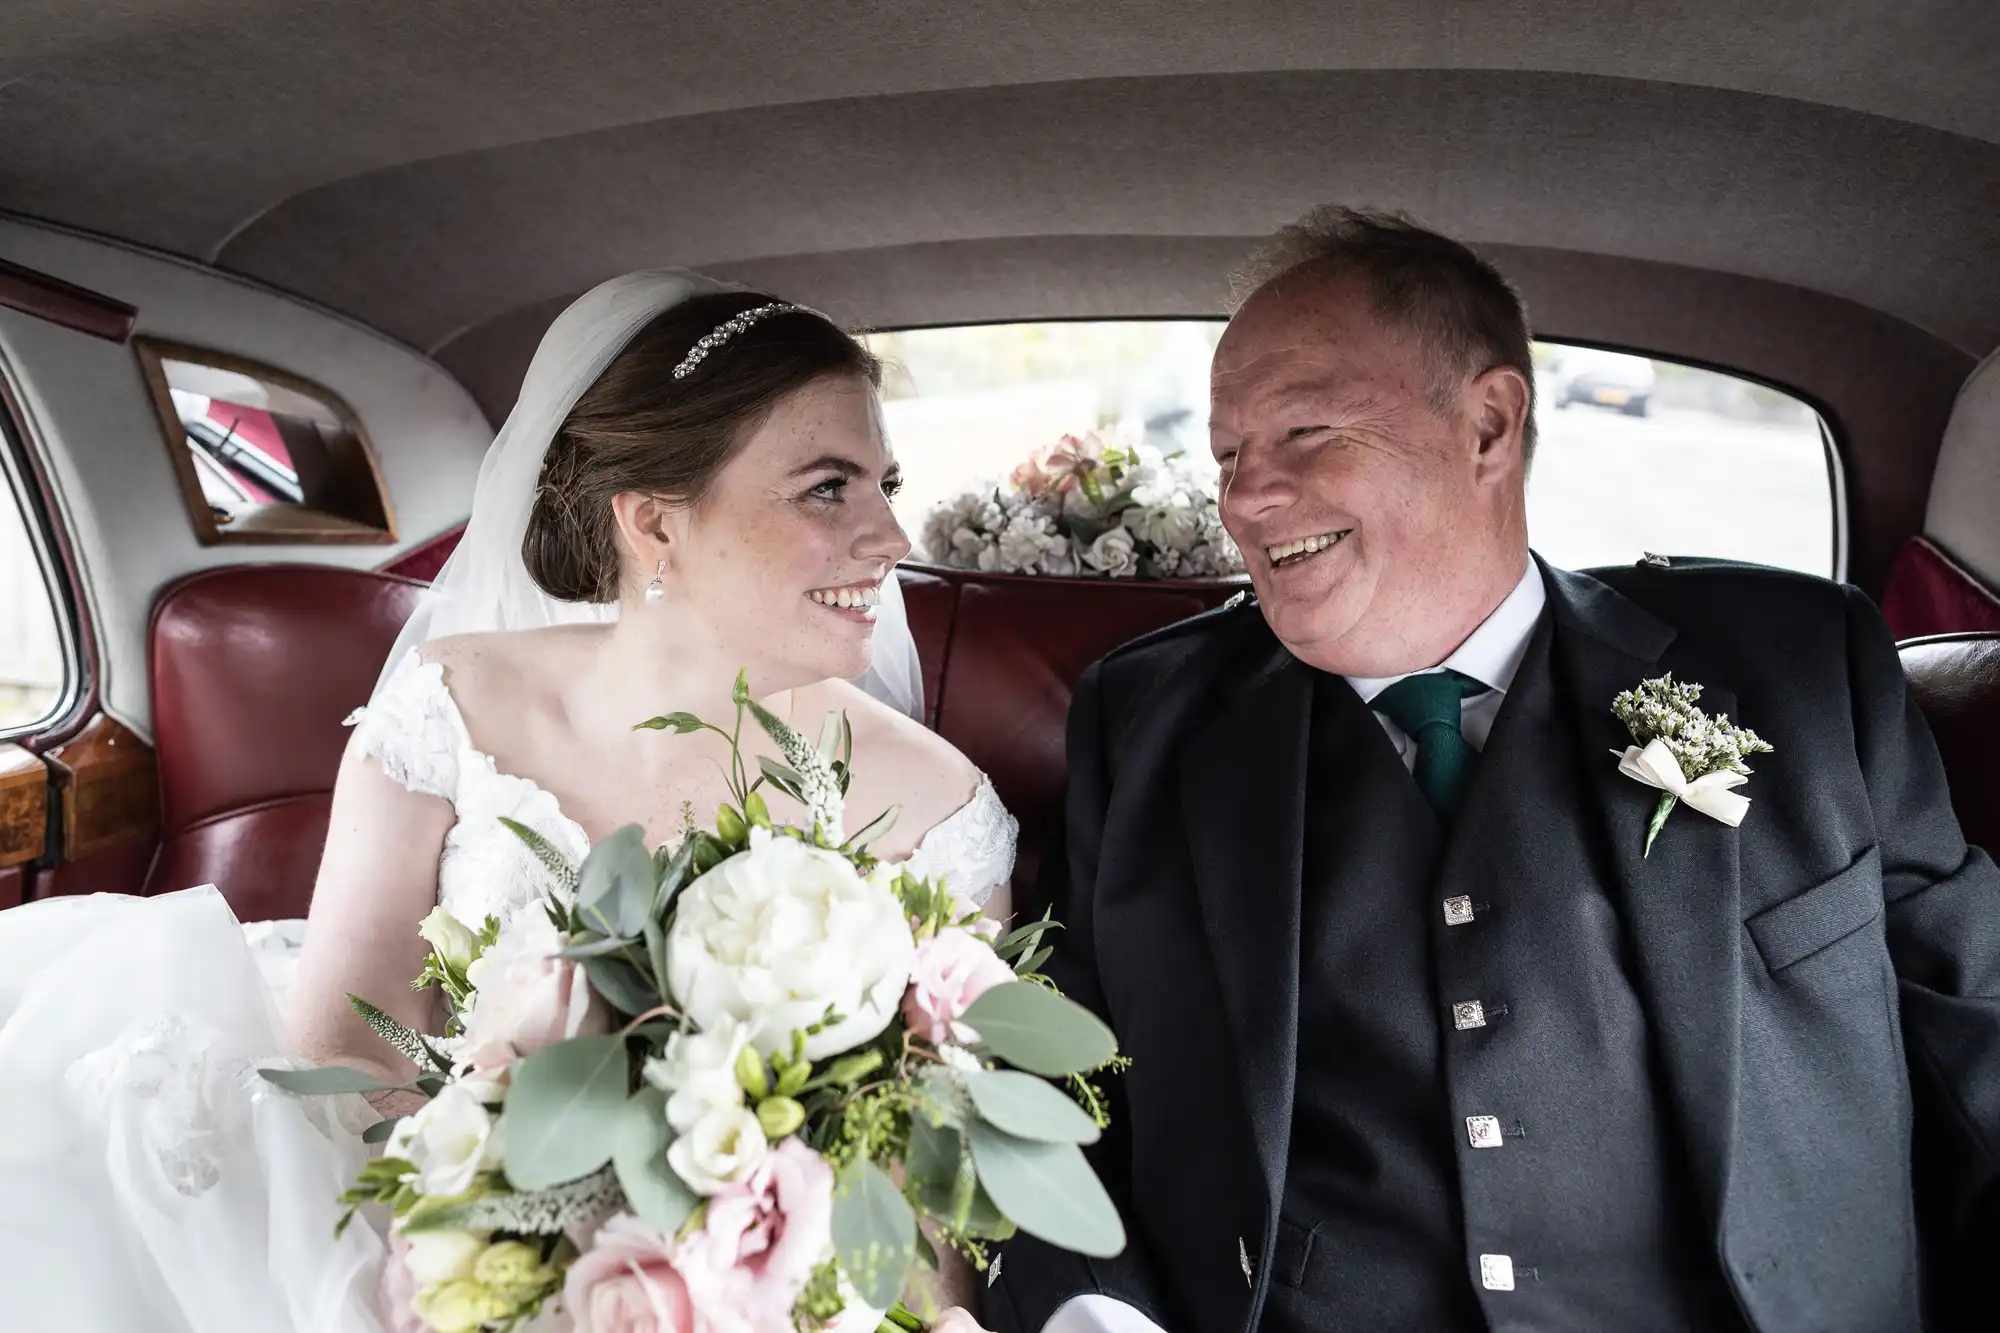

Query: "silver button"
left=1443, top=895, right=1476, bottom=926
left=987, top=1253, right=1002, bottom=1288
left=1467, top=1115, right=1504, bottom=1149
left=1480, top=1254, right=1516, bottom=1291
left=1239, top=1236, right=1253, bottom=1286
left=1452, top=1000, right=1487, bottom=1031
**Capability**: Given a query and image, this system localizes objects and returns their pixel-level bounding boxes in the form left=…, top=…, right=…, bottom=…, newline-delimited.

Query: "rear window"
left=0, top=406, right=72, bottom=733
left=864, top=322, right=1838, bottom=579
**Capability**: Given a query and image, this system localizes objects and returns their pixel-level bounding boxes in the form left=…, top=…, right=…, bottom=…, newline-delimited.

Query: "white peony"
left=666, top=830, right=917, bottom=1060
left=667, top=1104, right=769, bottom=1195
left=1084, top=526, right=1140, bottom=577
left=642, top=1020, right=752, bottom=1134
left=996, top=511, right=1059, bottom=574
left=386, top=1082, right=504, bottom=1197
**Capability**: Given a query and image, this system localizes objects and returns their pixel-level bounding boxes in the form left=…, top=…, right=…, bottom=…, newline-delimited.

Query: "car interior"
left=1, top=1, right=1996, bottom=933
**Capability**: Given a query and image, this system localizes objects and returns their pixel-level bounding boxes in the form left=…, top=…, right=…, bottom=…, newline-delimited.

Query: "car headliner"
left=3, top=1, right=1996, bottom=587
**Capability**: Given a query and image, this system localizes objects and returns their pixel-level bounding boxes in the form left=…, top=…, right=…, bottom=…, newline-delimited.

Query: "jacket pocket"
left=1747, top=845, right=1883, bottom=973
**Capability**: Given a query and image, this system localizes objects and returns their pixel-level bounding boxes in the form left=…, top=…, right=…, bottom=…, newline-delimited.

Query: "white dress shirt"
left=1038, top=561, right=1547, bottom=1333
left=1345, top=560, right=1548, bottom=764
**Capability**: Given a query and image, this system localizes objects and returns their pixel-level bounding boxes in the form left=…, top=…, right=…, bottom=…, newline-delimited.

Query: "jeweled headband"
left=671, top=302, right=806, bottom=379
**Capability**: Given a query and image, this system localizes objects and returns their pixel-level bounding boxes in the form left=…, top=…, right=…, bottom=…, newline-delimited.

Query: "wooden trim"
left=133, top=336, right=399, bottom=547
left=44, top=713, right=158, bottom=862
left=0, top=257, right=137, bottom=344
left=0, top=743, right=48, bottom=869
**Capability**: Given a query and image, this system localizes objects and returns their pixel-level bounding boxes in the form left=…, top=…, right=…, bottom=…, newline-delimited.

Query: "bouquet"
left=920, top=430, right=1244, bottom=579
left=265, top=674, right=1126, bottom=1333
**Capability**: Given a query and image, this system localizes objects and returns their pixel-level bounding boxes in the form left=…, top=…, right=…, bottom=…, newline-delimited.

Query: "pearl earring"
left=643, top=559, right=665, bottom=604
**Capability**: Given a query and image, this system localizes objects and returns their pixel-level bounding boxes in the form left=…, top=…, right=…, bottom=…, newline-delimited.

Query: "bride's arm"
left=288, top=739, right=455, bottom=1116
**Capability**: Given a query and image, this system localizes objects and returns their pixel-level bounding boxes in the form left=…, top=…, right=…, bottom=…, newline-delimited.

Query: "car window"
left=135, top=339, right=397, bottom=546
left=865, top=322, right=1839, bottom=578
left=0, top=406, right=72, bottom=734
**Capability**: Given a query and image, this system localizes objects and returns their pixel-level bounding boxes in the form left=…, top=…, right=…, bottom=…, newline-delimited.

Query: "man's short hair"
left=1233, top=205, right=1538, bottom=461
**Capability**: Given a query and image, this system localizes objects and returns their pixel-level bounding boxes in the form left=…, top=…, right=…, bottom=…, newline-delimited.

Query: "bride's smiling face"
left=666, top=373, right=910, bottom=685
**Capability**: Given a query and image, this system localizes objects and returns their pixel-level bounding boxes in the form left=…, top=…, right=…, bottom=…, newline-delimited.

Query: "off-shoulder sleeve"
left=906, top=777, right=1018, bottom=909
left=342, top=649, right=461, bottom=801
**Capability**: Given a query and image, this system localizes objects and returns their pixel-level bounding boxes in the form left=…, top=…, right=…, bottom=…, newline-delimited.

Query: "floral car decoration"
left=264, top=673, right=1127, bottom=1333
left=921, top=430, right=1244, bottom=579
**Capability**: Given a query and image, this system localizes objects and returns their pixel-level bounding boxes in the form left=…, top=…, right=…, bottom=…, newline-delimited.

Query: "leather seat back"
left=146, top=565, right=426, bottom=919
left=1899, top=632, right=2000, bottom=857
left=899, top=566, right=1245, bottom=896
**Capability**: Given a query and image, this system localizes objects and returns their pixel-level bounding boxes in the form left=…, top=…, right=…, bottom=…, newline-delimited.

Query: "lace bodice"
left=346, top=649, right=1017, bottom=927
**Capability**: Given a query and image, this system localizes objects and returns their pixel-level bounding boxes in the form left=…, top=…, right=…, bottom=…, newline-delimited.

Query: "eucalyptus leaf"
left=992, top=915, right=1061, bottom=960
left=831, top=1160, right=917, bottom=1312
left=818, top=712, right=843, bottom=762
left=963, top=1067, right=1101, bottom=1145
left=362, top=1116, right=404, bottom=1145
left=643, top=916, right=670, bottom=999
left=1016, top=945, right=1054, bottom=976
left=577, top=825, right=654, bottom=938
left=499, top=1034, right=630, bottom=1190
left=258, top=1064, right=407, bottom=1096
left=653, top=836, right=699, bottom=913
left=611, top=1087, right=698, bottom=1235
left=960, top=983, right=1118, bottom=1077
left=968, top=1121, right=1125, bottom=1257
left=583, top=954, right=662, bottom=1017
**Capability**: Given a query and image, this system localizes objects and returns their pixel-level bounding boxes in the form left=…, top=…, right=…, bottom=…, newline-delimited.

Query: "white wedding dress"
left=0, top=650, right=1017, bottom=1333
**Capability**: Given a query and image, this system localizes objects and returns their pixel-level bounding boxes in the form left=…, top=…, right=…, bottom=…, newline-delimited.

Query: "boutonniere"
left=1610, top=674, right=1774, bottom=856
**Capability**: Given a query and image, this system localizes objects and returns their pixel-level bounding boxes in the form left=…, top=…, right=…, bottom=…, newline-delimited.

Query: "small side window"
left=0, top=402, right=73, bottom=735
left=135, top=338, right=397, bottom=545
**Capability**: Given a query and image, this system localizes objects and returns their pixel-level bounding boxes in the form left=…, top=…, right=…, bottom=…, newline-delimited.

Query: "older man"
left=987, top=208, right=2000, bottom=1333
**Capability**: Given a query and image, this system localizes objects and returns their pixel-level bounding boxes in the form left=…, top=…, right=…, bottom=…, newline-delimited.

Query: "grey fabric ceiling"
left=3, top=0, right=1997, bottom=409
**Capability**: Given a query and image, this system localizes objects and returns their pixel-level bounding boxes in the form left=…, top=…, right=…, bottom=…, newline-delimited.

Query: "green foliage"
left=499, top=1035, right=631, bottom=1191
left=960, top=983, right=1119, bottom=1077
left=499, top=817, right=580, bottom=896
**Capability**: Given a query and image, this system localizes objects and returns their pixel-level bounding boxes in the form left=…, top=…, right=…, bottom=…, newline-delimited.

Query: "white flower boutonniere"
left=1611, top=674, right=1774, bottom=856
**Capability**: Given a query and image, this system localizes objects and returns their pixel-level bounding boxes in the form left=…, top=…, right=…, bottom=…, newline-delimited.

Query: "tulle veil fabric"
left=380, top=268, right=925, bottom=720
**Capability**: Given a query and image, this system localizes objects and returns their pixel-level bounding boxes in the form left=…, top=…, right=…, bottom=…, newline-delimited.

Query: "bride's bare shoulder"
left=416, top=626, right=602, bottom=730
left=805, top=680, right=983, bottom=832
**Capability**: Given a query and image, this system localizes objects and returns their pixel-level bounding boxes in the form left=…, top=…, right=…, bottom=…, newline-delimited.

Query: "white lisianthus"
left=386, top=1082, right=504, bottom=1197
left=401, top=1227, right=490, bottom=1285
left=668, top=1104, right=769, bottom=1194
left=643, top=1019, right=752, bottom=1134
left=997, top=511, right=1060, bottom=574
left=1123, top=501, right=1200, bottom=554
left=1084, top=526, right=1140, bottom=577
left=667, top=833, right=917, bottom=1060
left=418, top=907, right=479, bottom=973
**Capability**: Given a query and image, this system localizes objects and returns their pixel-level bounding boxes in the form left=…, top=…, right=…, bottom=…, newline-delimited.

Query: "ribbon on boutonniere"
left=1610, top=674, right=1773, bottom=856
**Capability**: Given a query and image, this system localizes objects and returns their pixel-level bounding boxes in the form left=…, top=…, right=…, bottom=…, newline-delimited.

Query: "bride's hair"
left=523, top=291, right=883, bottom=603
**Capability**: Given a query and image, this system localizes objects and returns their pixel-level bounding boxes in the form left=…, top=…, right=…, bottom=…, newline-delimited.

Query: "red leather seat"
left=1900, top=632, right=2000, bottom=858
left=146, top=565, right=426, bottom=920
left=899, top=565, right=1245, bottom=896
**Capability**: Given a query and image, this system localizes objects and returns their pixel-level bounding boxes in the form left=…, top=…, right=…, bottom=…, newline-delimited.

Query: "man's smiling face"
left=1210, top=262, right=1529, bottom=677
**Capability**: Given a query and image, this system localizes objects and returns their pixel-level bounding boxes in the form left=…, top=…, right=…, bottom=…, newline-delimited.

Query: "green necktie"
left=1371, top=668, right=1490, bottom=824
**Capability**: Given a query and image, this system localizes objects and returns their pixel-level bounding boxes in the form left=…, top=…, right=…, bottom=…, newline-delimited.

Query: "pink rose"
left=1011, top=433, right=1105, bottom=500
left=377, top=1233, right=427, bottom=1333
left=462, top=912, right=611, bottom=1059
left=563, top=1213, right=699, bottom=1333
left=680, top=1139, right=835, bottom=1333
left=902, top=927, right=1015, bottom=1046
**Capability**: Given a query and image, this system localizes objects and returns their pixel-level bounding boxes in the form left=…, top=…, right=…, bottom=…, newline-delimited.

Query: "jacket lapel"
left=1177, top=629, right=1312, bottom=1212
left=1544, top=563, right=1743, bottom=1231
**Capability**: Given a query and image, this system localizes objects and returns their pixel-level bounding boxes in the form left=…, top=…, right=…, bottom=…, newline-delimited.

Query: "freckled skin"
left=1210, top=262, right=1534, bottom=678
left=666, top=375, right=910, bottom=690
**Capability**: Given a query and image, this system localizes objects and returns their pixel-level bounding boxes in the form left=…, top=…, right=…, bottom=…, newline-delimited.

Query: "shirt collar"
left=1345, top=560, right=1547, bottom=704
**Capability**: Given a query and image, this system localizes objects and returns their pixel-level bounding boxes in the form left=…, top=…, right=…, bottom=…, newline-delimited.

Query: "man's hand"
left=932, top=1307, right=997, bottom=1333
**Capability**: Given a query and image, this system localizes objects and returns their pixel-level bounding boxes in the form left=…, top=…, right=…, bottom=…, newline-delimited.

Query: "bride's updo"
left=523, top=292, right=882, bottom=603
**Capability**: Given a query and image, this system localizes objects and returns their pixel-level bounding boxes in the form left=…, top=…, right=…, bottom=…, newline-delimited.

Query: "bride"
left=0, top=271, right=1015, bottom=1333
